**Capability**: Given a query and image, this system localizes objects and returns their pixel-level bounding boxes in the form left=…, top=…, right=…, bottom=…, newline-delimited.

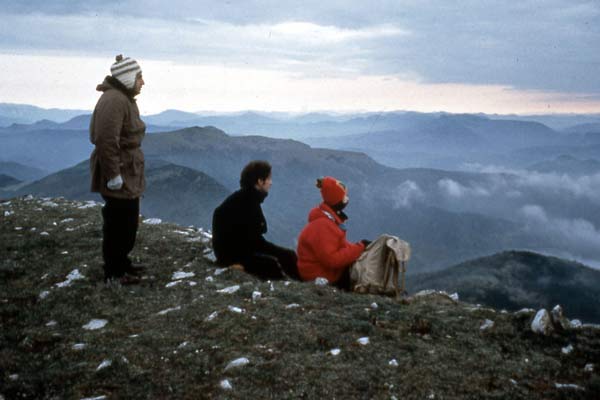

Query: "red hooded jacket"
left=296, top=203, right=365, bottom=283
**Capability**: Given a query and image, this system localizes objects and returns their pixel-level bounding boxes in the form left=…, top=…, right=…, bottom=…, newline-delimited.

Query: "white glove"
left=107, top=174, right=123, bottom=190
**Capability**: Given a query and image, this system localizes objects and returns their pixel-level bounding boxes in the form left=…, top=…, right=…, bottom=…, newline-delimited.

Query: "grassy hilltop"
left=1, top=196, right=599, bottom=399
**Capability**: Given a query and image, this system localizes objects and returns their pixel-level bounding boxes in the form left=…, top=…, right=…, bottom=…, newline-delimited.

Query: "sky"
left=0, top=0, right=599, bottom=115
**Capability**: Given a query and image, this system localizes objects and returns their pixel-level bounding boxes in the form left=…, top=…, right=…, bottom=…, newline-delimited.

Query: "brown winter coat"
left=89, top=76, right=146, bottom=199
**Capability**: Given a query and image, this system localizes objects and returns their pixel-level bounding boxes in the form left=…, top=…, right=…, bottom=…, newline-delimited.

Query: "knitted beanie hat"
left=317, top=176, right=347, bottom=206
left=110, top=54, right=142, bottom=89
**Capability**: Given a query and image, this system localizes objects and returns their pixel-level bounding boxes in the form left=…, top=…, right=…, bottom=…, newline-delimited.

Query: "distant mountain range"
left=2, top=107, right=600, bottom=272
left=408, top=250, right=600, bottom=323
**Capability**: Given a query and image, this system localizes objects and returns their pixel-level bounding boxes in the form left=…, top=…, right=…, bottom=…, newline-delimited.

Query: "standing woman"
left=90, top=55, right=147, bottom=284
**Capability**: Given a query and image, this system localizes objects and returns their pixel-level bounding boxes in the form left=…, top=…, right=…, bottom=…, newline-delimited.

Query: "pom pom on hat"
left=111, top=54, right=142, bottom=89
left=317, top=176, right=347, bottom=206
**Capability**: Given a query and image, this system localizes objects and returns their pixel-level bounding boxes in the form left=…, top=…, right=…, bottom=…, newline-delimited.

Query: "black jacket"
left=212, top=187, right=274, bottom=265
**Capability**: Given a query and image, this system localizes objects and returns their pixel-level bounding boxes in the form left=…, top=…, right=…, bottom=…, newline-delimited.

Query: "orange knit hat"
left=317, top=176, right=347, bottom=206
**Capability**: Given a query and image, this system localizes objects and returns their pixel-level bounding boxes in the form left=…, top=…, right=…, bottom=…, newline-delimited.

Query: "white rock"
left=228, top=306, right=244, bottom=314
left=252, top=291, right=262, bottom=301
left=531, top=309, right=552, bottom=335
left=220, top=379, right=233, bottom=390
left=60, top=218, right=74, bottom=223
left=82, top=319, right=108, bottom=330
left=570, top=319, right=582, bottom=329
left=370, top=302, right=379, bottom=310
left=285, top=303, right=300, bottom=309
left=584, top=363, right=594, bottom=372
left=214, top=267, right=228, bottom=276
left=205, top=276, right=214, bottom=282
left=46, top=320, right=57, bottom=327
left=329, top=348, right=341, bottom=356
left=551, top=305, right=571, bottom=330
left=24, top=194, right=34, bottom=200
left=480, top=319, right=494, bottom=331
left=389, top=359, right=399, bottom=367
left=39, top=291, right=50, bottom=300
left=41, top=201, right=59, bottom=207
left=14, top=226, right=22, bottom=230
left=96, top=359, right=112, bottom=371
left=157, top=306, right=181, bottom=315
left=80, top=396, right=107, bottom=400
left=270, top=282, right=275, bottom=291
left=172, top=271, right=195, bottom=280
left=178, top=341, right=189, bottom=348
left=561, top=344, right=574, bottom=355
left=142, top=218, right=162, bottom=225
left=4, top=210, right=13, bottom=216
left=449, top=292, right=459, bottom=302
left=61, top=251, right=69, bottom=255
left=40, top=231, right=50, bottom=236
left=357, top=337, right=370, bottom=345
left=413, top=289, right=436, bottom=297
left=509, top=379, right=518, bottom=385
left=1, top=201, right=11, bottom=206
left=188, top=281, right=197, bottom=287
left=554, top=383, right=584, bottom=390
left=225, top=357, right=250, bottom=371
left=172, top=230, right=190, bottom=236
left=205, top=312, right=219, bottom=322
left=314, top=277, right=329, bottom=286
left=72, top=343, right=86, bottom=350
left=55, top=269, right=86, bottom=288
left=165, top=281, right=182, bottom=288
left=217, top=285, right=240, bottom=294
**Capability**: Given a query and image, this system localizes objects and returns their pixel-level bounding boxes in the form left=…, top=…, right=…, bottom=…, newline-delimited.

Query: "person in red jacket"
left=297, top=176, right=368, bottom=289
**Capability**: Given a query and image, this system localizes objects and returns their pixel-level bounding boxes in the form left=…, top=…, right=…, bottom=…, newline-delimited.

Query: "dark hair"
left=240, top=160, right=272, bottom=189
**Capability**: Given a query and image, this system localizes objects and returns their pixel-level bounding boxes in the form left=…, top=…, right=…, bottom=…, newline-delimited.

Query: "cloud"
left=437, top=178, right=490, bottom=199
left=463, top=163, right=600, bottom=205
left=520, top=204, right=600, bottom=255
left=392, top=180, right=424, bottom=208
left=0, top=1, right=599, bottom=96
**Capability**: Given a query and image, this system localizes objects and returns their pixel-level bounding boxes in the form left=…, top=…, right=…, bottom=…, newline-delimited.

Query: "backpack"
left=349, top=234, right=411, bottom=297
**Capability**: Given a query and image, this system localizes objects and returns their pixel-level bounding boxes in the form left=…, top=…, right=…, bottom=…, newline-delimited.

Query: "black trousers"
left=101, top=195, right=140, bottom=278
left=240, top=243, right=300, bottom=281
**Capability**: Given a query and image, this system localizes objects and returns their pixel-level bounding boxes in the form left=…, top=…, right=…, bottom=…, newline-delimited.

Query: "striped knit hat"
left=110, top=54, right=142, bottom=89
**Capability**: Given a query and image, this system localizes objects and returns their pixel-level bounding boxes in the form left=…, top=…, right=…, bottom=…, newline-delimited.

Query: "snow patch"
left=41, top=201, right=59, bottom=207
left=554, top=383, right=584, bottom=390
left=220, top=379, right=233, bottom=390
left=480, top=319, right=494, bottom=331
left=225, top=357, right=249, bottom=371
left=39, top=290, right=50, bottom=300
left=329, top=348, right=341, bottom=356
left=285, top=303, right=300, bottom=309
left=80, top=396, right=107, bottom=400
left=82, top=319, right=108, bottom=330
left=55, top=269, right=85, bottom=288
left=357, top=337, right=370, bottom=345
left=96, top=360, right=112, bottom=371
left=214, top=267, right=228, bottom=276
left=165, top=281, right=182, bottom=288
left=203, top=251, right=217, bottom=262
left=217, top=285, right=240, bottom=294
left=157, top=306, right=181, bottom=315
left=389, top=359, right=399, bottom=367
left=142, top=218, right=162, bottom=225
left=4, top=210, right=14, bottom=216
left=46, top=320, right=57, bottom=327
left=205, top=311, right=219, bottom=322
left=561, top=344, right=574, bottom=355
left=72, top=343, right=86, bottom=350
left=172, top=271, right=195, bottom=280
left=228, top=306, right=244, bottom=314
left=584, top=363, right=594, bottom=372
left=370, top=302, right=379, bottom=310
left=314, top=277, right=329, bottom=286
left=252, top=291, right=262, bottom=302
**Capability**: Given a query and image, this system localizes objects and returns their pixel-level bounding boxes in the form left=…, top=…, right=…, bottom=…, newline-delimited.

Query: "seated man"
left=212, top=160, right=300, bottom=280
left=296, top=176, right=368, bottom=289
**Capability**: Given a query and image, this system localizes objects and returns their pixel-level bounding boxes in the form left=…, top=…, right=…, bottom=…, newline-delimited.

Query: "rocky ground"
left=1, top=196, right=599, bottom=399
